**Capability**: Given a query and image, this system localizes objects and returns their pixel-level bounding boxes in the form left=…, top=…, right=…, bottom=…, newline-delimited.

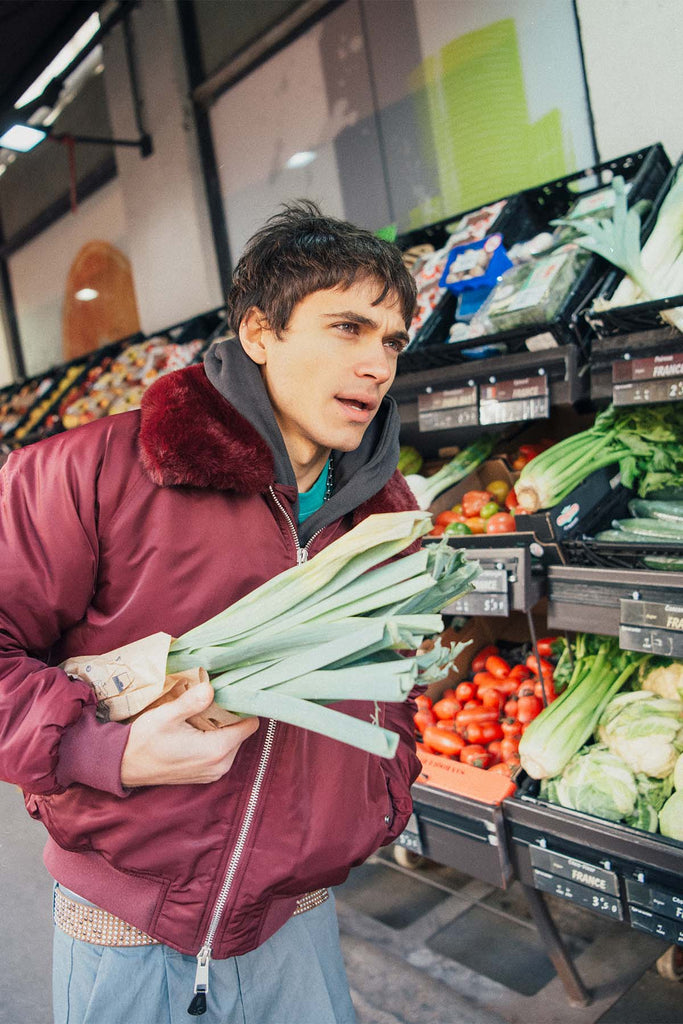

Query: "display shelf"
left=589, top=324, right=683, bottom=404
left=431, top=539, right=545, bottom=613
left=400, top=782, right=513, bottom=888
left=546, top=565, right=683, bottom=654
left=505, top=784, right=683, bottom=946
left=393, top=343, right=584, bottom=451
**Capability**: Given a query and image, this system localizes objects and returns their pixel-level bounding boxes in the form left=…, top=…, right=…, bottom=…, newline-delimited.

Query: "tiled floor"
left=335, top=849, right=683, bottom=1024
left=1, top=779, right=681, bottom=1024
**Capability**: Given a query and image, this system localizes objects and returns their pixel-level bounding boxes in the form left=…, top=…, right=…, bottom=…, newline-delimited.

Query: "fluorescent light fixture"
left=0, top=124, right=47, bottom=152
left=75, top=288, right=99, bottom=302
left=285, top=150, right=316, bottom=170
left=15, top=13, right=100, bottom=108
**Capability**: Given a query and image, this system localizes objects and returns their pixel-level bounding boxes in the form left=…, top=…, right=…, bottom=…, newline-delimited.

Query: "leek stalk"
left=167, top=511, right=479, bottom=757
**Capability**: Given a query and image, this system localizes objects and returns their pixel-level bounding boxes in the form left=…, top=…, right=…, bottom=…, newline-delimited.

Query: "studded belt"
left=53, top=885, right=329, bottom=947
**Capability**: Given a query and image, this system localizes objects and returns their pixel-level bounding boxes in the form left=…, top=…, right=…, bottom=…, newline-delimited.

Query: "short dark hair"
left=227, top=200, right=417, bottom=336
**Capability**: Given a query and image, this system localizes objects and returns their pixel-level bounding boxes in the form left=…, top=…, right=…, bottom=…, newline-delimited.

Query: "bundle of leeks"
left=166, top=510, right=479, bottom=758
left=556, top=168, right=683, bottom=330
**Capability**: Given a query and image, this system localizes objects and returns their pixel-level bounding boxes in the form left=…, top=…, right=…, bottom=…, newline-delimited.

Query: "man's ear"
left=238, top=308, right=271, bottom=365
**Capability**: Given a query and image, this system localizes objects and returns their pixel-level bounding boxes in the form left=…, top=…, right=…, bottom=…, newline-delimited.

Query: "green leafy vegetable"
left=167, top=511, right=480, bottom=757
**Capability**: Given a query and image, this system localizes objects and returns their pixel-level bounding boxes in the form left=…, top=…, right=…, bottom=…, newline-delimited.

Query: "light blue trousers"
left=53, top=888, right=356, bottom=1024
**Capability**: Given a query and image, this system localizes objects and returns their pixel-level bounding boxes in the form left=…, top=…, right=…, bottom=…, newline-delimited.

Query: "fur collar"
left=138, top=365, right=419, bottom=525
left=138, top=364, right=274, bottom=492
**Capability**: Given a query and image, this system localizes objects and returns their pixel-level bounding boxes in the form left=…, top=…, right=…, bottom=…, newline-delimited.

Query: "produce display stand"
left=389, top=144, right=683, bottom=1001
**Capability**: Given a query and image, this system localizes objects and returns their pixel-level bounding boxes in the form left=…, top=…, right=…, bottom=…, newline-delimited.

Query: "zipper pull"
left=187, top=945, right=211, bottom=1016
left=296, top=547, right=309, bottom=565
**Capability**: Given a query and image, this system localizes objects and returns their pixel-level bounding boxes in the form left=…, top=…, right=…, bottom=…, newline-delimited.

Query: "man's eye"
left=385, top=338, right=406, bottom=354
left=335, top=322, right=358, bottom=334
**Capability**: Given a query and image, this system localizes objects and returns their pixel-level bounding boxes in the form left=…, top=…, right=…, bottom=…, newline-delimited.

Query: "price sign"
left=417, top=385, right=478, bottom=432
left=479, top=376, right=549, bottom=425
left=444, top=567, right=509, bottom=616
left=532, top=869, right=623, bottom=920
left=619, top=625, right=683, bottom=657
left=394, top=812, right=424, bottom=856
left=619, top=599, right=683, bottom=656
left=530, top=846, right=619, bottom=896
left=612, top=352, right=683, bottom=407
left=626, top=878, right=683, bottom=925
left=629, top=906, right=683, bottom=945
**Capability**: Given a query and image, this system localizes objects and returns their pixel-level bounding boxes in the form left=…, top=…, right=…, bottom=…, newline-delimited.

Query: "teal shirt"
left=298, top=459, right=330, bottom=524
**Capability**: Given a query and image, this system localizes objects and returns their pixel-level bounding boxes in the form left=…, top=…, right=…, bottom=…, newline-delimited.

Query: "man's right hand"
left=120, top=681, right=260, bottom=787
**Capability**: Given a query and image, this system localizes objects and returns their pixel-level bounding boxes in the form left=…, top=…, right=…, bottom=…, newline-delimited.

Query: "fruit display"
left=414, top=635, right=563, bottom=777
left=429, top=479, right=518, bottom=537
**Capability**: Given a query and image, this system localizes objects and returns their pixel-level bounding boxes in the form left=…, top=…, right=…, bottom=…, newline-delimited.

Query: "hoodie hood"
left=203, top=336, right=402, bottom=543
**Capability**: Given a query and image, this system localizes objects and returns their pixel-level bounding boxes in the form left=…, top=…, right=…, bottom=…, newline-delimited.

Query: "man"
left=0, top=201, right=421, bottom=1023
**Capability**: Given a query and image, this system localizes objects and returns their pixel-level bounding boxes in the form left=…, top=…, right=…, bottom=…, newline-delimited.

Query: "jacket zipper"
left=189, top=491, right=314, bottom=1015
left=268, top=484, right=324, bottom=563
left=189, top=717, right=277, bottom=1015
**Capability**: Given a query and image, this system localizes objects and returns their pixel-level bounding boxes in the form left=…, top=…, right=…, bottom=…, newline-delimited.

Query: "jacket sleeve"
left=0, top=435, right=130, bottom=797
left=378, top=686, right=422, bottom=843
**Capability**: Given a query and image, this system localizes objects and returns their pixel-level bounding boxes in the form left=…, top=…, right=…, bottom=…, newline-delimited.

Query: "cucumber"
left=612, top=517, right=683, bottom=540
left=595, top=529, right=637, bottom=543
left=628, top=499, right=683, bottom=523
left=643, top=555, right=683, bottom=571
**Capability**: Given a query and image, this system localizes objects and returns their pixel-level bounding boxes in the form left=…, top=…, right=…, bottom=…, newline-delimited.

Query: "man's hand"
left=121, top=681, right=259, bottom=787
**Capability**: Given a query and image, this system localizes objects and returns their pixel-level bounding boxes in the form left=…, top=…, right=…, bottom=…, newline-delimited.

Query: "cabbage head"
left=597, top=692, right=683, bottom=779
left=659, top=789, right=683, bottom=840
left=555, top=745, right=637, bottom=822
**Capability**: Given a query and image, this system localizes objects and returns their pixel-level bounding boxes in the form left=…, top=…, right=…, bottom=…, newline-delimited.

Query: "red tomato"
left=492, top=678, right=519, bottom=696
left=501, top=718, right=523, bottom=739
left=455, top=681, right=478, bottom=703
left=488, top=761, right=515, bottom=776
left=479, top=687, right=505, bottom=712
left=485, top=655, right=511, bottom=679
left=503, top=695, right=519, bottom=718
left=455, top=705, right=499, bottom=730
left=537, top=636, right=560, bottom=658
left=486, top=512, right=516, bottom=534
left=422, top=725, right=465, bottom=758
left=517, top=694, right=543, bottom=724
left=487, top=740, right=503, bottom=764
left=434, top=510, right=462, bottom=527
left=460, top=744, right=492, bottom=769
left=517, top=680, right=536, bottom=698
left=433, top=696, right=463, bottom=720
left=479, top=721, right=504, bottom=744
left=464, top=722, right=485, bottom=744
left=501, top=737, right=520, bottom=762
left=415, top=694, right=433, bottom=711
left=435, top=718, right=457, bottom=730
left=461, top=490, right=492, bottom=518
left=472, top=671, right=499, bottom=690
left=534, top=678, right=557, bottom=705
left=525, top=654, right=555, bottom=682
left=429, top=524, right=445, bottom=537
left=509, top=664, right=532, bottom=682
left=413, top=708, right=436, bottom=734
left=471, top=645, right=499, bottom=673
left=504, top=488, right=520, bottom=511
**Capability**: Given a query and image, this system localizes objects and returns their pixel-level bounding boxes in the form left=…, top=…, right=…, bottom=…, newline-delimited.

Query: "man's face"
left=241, top=278, right=409, bottom=463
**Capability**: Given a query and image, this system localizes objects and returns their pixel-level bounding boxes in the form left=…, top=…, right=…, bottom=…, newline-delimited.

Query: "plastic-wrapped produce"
left=481, top=244, right=588, bottom=332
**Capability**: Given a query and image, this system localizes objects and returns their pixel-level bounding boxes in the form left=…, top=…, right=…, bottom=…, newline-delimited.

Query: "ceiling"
left=0, top=0, right=103, bottom=117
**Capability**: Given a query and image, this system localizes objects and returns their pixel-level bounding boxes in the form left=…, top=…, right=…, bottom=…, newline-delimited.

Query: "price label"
left=619, top=624, right=683, bottom=658
left=394, top=813, right=424, bottom=856
left=626, top=878, right=683, bottom=925
left=479, top=376, right=549, bottom=425
left=446, top=592, right=509, bottom=616
left=532, top=869, right=623, bottom=920
left=620, top=598, right=683, bottom=632
left=629, top=905, right=683, bottom=945
left=612, top=352, right=683, bottom=382
left=613, top=377, right=683, bottom=406
left=444, top=566, right=509, bottom=616
left=530, top=846, right=619, bottom=896
left=418, top=385, right=478, bottom=432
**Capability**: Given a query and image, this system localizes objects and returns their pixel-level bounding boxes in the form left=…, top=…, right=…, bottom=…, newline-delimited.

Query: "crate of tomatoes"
left=414, top=619, right=565, bottom=795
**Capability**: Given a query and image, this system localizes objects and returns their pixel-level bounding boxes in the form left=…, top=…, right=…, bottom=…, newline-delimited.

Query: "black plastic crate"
left=562, top=536, right=683, bottom=571
left=398, top=145, right=672, bottom=377
left=585, top=150, right=682, bottom=338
